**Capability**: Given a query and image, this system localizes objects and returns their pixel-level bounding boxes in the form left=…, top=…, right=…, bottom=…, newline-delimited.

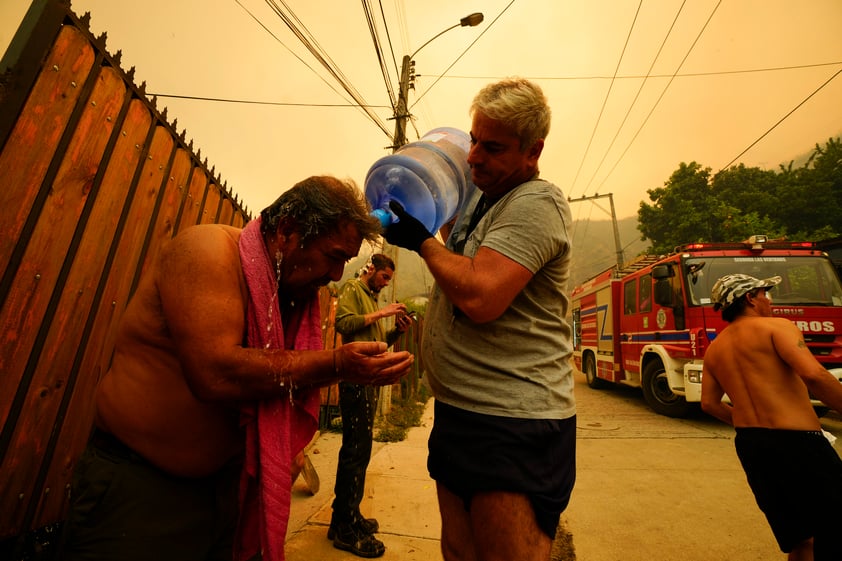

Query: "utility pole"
left=568, top=192, right=625, bottom=269
left=384, top=12, right=484, bottom=305
left=383, top=53, right=413, bottom=316
left=391, top=12, right=483, bottom=152
left=377, top=14, right=483, bottom=415
left=392, top=55, right=414, bottom=152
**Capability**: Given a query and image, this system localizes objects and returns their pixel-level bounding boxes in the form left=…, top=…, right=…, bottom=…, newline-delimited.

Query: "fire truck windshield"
left=683, top=256, right=842, bottom=307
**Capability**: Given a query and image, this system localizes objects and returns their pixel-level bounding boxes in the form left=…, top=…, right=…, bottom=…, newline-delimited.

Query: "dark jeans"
left=331, top=382, right=378, bottom=524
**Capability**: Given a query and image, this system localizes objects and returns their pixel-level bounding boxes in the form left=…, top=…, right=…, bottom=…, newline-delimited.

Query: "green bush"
left=374, top=388, right=431, bottom=442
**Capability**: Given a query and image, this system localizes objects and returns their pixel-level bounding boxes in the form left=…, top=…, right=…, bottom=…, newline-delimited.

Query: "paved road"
left=286, top=369, right=842, bottom=560
left=568, top=369, right=842, bottom=561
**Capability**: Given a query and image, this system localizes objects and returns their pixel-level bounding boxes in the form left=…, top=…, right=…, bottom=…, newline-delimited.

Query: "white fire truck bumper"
left=684, top=363, right=704, bottom=403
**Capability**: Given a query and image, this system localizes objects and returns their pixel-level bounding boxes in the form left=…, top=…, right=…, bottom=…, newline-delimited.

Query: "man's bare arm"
left=774, top=320, right=842, bottom=413
left=158, top=226, right=411, bottom=402
left=418, top=238, right=532, bottom=323
left=701, top=363, right=733, bottom=425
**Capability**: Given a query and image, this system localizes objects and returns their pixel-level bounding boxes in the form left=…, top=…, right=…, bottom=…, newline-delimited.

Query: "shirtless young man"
left=63, top=176, right=413, bottom=561
left=702, top=273, right=842, bottom=561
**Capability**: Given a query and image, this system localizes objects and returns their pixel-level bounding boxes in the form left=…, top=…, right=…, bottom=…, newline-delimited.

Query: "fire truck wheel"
left=641, top=359, right=691, bottom=418
left=584, top=354, right=608, bottom=389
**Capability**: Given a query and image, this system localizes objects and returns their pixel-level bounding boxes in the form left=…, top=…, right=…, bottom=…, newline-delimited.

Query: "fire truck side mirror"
left=652, top=265, right=675, bottom=307
left=654, top=279, right=673, bottom=307
left=652, top=265, right=671, bottom=280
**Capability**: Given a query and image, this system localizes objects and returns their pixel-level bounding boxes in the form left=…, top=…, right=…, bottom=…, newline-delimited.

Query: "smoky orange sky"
left=2, top=0, right=841, bottom=222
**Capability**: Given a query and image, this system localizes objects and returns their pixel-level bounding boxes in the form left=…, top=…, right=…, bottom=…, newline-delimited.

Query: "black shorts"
left=735, top=427, right=842, bottom=558
left=427, top=400, right=576, bottom=539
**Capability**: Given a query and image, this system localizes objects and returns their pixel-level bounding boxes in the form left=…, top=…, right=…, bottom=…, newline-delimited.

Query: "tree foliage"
left=638, top=137, right=842, bottom=254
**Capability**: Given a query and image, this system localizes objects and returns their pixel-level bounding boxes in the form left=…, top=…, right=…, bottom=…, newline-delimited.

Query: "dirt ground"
left=552, top=518, right=576, bottom=561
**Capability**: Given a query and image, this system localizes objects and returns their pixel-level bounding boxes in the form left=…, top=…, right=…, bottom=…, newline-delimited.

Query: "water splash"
left=265, top=251, right=294, bottom=402
left=264, top=251, right=282, bottom=350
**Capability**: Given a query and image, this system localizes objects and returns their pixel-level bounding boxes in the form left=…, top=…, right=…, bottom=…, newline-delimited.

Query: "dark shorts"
left=427, top=400, right=576, bottom=539
left=735, top=427, right=842, bottom=557
left=63, top=429, right=241, bottom=561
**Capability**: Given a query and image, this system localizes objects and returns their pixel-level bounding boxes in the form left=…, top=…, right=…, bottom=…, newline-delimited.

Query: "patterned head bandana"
left=711, top=273, right=781, bottom=311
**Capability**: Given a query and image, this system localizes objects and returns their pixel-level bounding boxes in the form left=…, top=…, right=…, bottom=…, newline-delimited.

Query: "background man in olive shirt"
left=329, top=253, right=411, bottom=557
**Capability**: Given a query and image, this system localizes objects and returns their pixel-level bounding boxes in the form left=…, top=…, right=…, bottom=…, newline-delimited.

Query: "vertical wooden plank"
left=92, top=126, right=175, bottom=382
left=0, top=25, right=94, bottom=276
left=175, top=165, right=208, bottom=232
left=138, top=147, right=192, bottom=276
left=319, top=288, right=340, bottom=408
left=0, top=64, right=125, bottom=535
left=35, top=103, right=164, bottom=529
left=10, top=91, right=150, bottom=532
left=200, top=182, right=222, bottom=224
left=218, top=197, right=234, bottom=225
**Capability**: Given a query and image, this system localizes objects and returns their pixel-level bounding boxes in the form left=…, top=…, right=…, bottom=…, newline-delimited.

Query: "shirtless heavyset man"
left=701, top=273, right=842, bottom=561
left=63, top=176, right=413, bottom=561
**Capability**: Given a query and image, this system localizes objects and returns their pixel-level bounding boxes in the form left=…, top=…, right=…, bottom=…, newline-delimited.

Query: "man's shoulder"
left=339, top=277, right=364, bottom=290
left=159, top=224, right=241, bottom=267
left=509, top=178, right=564, bottom=199
left=502, top=179, right=571, bottom=219
left=338, top=277, right=366, bottom=298
left=169, top=223, right=242, bottom=248
left=178, top=222, right=242, bottom=236
left=706, top=331, right=727, bottom=357
left=715, top=316, right=793, bottom=345
left=743, top=315, right=793, bottom=330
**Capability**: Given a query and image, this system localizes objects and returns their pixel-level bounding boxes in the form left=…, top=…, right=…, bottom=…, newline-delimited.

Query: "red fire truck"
left=570, top=235, right=842, bottom=417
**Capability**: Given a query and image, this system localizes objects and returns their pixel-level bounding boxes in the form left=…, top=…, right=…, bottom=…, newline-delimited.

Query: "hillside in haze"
left=336, top=134, right=842, bottom=303
left=338, top=216, right=651, bottom=303
left=569, top=216, right=651, bottom=286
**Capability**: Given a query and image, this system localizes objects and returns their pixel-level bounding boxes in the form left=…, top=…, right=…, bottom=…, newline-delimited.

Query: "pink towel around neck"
left=235, top=217, right=321, bottom=561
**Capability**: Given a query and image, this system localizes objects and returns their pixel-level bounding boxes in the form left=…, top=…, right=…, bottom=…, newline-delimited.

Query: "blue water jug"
left=365, top=127, right=474, bottom=234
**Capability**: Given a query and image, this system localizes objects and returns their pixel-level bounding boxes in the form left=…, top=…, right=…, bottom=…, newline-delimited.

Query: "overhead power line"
left=432, top=61, right=842, bottom=82
left=717, top=66, right=842, bottom=172
left=411, top=1, right=514, bottom=110
left=576, top=0, right=687, bottom=198
left=170, top=0, right=841, bottom=165
left=569, top=0, right=643, bottom=195
left=361, top=0, right=398, bottom=112
left=248, top=0, right=392, bottom=138
left=145, top=94, right=391, bottom=109
left=148, top=52, right=840, bottom=115
left=234, top=0, right=355, bottom=107
left=590, top=0, right=723, bottom=196
left=373, top=0, right=401, bottom=102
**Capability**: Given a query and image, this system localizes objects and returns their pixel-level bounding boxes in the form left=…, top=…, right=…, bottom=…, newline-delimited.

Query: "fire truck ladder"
left=615, top=255, right=662, bottom=278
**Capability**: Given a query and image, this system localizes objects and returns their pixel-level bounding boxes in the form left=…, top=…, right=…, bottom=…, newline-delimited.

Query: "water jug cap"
left=371, top=208, right=393, bottom=228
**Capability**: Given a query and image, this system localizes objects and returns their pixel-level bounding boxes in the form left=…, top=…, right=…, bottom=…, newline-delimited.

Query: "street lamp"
left=391, top=12, right=483, bottom=152
left=381, top=12, right=482, bottom=335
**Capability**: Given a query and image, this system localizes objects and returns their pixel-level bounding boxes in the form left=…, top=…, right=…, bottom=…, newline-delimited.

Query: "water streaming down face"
left=265, top=251, right=281, bottom=352
left=265, top=251, right=295, bottom=401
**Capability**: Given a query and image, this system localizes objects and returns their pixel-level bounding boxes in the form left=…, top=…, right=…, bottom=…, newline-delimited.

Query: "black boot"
left=327, top=514, right=379, bottom=540
left=329, top=521, right=385, bottom=558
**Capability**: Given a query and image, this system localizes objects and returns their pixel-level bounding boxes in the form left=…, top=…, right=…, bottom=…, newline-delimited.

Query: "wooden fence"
left=0, top=0, right=251, bottom=548
left=0, top=3, right=426, bottom=555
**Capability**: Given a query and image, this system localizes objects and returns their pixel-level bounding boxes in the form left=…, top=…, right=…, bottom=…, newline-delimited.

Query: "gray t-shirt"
left=422, top=179, right=576, bottom=419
